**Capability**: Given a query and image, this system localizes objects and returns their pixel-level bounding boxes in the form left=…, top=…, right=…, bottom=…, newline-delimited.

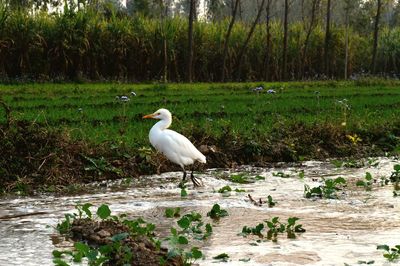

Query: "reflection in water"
left=0, top=158, right=399, bottom=266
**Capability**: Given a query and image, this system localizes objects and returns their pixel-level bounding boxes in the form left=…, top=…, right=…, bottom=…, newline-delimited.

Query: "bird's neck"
left=153, top=118, right=171, bottom=131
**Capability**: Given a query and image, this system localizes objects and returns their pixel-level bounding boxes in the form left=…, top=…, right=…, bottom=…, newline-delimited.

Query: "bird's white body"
left=145, top=109, right=206, bottom=169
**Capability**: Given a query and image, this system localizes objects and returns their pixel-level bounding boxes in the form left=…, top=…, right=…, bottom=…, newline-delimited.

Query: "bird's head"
left=143, top=108, right=172, bottom=120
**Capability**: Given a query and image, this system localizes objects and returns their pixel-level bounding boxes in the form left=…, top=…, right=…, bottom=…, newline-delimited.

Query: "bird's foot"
left=191, top=173, right=203, bottom=188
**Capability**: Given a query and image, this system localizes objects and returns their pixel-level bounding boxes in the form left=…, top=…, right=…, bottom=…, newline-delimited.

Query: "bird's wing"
left=157, top=129, right=206, bottom=166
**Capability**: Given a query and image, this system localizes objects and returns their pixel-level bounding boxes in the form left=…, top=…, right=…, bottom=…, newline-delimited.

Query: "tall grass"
left=0, top=3, right=399, bottom=82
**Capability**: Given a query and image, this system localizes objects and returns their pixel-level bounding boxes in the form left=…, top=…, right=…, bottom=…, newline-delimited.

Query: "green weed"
left=230, top=173, right=252, bottom=184
left=217, top=185, right=232, bottom=193
left=304, top=177, right=346, bottom=199
left=165, top=207, right=181, bottom=218
left=272, top=171, right=290, bottom=178
left=213, top=253, right=230, bottom=262
left=267, top=195, right=276, bottom=207
left=240, top=217, right=305, bottom=242
left=391, top=164, right=400, bottom=192
left=377, top=244, right=400, bottom=262
left=356, top=172, right=373, bottom=191
left=207, top=204, right=229, bottom=220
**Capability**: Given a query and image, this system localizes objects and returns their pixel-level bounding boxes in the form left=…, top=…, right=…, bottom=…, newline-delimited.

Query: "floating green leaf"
left=218, top=185, right=232, bottom=193
left=97, top=204, right=111, bottom=220
left=207, top=204, right=228, bottom=219
left=177, top=216, right=190, bottom=229
left=165, top=207, right=181, bottom=218
left=213, top=253, right=229, bottom=262
left=178, top=235, right=189, bottom=245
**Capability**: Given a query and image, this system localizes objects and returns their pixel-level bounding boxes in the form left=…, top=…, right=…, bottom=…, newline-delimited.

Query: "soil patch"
left=70, top=219, right=182, bottom=266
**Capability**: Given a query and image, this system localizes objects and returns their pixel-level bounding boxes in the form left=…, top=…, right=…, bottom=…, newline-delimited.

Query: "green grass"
left=2, top=80, right=400, bottom=194
left=1, top=80, right=400, bottom=149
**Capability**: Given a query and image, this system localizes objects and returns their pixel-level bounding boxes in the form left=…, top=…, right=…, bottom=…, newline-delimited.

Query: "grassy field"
left=1, top=80, right=400, bottom=194
left=1, top=80, right=400, bottom=147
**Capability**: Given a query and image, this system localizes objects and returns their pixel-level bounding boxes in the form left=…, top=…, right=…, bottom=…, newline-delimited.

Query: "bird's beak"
left=142, top=113, right=155, bottom=119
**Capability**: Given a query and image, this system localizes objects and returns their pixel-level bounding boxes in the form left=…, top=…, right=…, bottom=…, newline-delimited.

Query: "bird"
left=120, top=95, right=130, bottom=102
left=142, top=108, right=206, bottom=187
left=252, top=86, right=264, bottom=92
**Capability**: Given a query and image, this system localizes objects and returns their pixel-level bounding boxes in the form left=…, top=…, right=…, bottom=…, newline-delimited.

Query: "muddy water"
left=0, top=158, right=399, bottom=266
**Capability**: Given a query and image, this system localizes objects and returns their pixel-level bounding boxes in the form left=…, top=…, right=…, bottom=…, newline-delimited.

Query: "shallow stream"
left=0, top=158, right=399, bottom=266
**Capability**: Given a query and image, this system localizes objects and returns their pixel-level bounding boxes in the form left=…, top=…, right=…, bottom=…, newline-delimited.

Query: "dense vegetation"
left=1, top=81, right=400, bottom=194
left=0, top=1, right=400, bottom=82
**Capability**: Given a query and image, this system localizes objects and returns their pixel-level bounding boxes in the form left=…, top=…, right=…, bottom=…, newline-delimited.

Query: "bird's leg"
left=182, top=170, right=187, bottom=181
left=178, top=170, right=187, bottom=188
left=190, top=169, right=203, bottom=187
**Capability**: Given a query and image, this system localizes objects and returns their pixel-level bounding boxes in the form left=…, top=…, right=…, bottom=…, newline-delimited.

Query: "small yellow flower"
left=346, top=134, right=362, bottom=145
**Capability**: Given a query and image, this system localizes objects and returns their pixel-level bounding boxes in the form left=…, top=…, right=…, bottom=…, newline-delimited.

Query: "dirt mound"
left=71, top=219, right=182, bottom=266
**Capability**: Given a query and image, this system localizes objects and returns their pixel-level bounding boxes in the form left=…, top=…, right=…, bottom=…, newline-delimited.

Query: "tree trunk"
left=160, top=0, right=168, bottom=82
left=324, top=0, right=331, bottom=77
left=221, top=0, right=240, bottom=82
left=371, top=0, right=382, bottom=74
left=234, top=0, right=266, bottom=80
left=301, top=0, right=319, bottom=78
left=187, top=0, right=196, bottom=82
left=263, top=0, right=272, bottom=81
left=344, top=1, right=349, bottom=80
left=282, top=0, right=289, bottom=81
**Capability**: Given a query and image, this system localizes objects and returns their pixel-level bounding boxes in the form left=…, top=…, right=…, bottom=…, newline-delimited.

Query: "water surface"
left=0, top=158, right=399, bottom=266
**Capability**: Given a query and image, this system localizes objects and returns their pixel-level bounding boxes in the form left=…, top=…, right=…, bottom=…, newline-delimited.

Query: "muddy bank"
left=0, top=119, right=399, bottom=195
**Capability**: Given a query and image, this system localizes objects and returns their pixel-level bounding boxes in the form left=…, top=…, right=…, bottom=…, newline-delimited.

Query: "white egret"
left=143, top=108, right=206, bottom=187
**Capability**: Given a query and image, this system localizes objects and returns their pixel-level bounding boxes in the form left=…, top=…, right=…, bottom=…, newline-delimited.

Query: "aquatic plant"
left=390, top=164, right=400, bottom=192
left=379, top=164, right=400, bottom=196
left=165, top=207, right=181, bottom=218
left=377, top=244, right=400, bottom=262
left=240, top=217, right=305, bottom=242
left=207, top=204, right=229, bottom=220
left=247, top=194, right=276, bottom=207
left=230, top=173, right=266, bottom=184
left=180, top=186, right=188, bottom=197
left=213, top=253, right=230, bottom=262
left=230, top=173, right=252, bottom=184
left=241, top=223, right=265, bottom=237
left=304, top=177, right=346, bottom=199
left=356, top=172, right=373, bottom=191
left=217, top=185, right=232, bottom=193
left=272, top=171, right=291, bottom=178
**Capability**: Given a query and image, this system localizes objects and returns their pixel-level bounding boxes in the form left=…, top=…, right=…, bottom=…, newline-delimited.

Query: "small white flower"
left=78, top=108, right=83, bottom=112
left=131, top=91, right=136, bottom=96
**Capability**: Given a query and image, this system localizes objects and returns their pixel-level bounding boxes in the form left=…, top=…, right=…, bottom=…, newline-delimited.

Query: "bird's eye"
left=157, top=113, right=160, bottom=115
